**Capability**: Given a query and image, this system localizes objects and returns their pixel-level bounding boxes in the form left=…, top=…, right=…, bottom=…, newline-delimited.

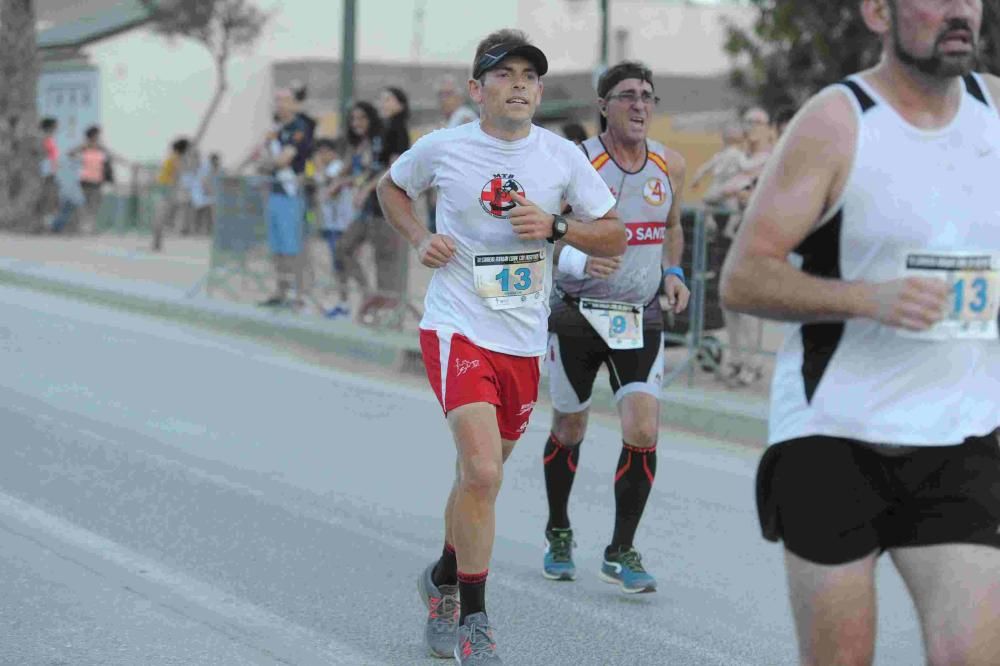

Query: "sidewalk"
left=0, top=231, right=772, bottom=445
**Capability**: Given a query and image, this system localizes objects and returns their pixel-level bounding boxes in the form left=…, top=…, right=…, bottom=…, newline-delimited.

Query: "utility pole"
left=600, top=0, right=609, bottom=69
left=339, top=0, right=357, bottom=131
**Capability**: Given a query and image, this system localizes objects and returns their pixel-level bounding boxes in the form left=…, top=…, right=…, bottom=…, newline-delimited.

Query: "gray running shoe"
left=454, top=612, right=502, bottom=664
left=418, top=563, right=460, bottom=658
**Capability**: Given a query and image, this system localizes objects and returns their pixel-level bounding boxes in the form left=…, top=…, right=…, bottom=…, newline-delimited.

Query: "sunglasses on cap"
left=473, top=43, right=549, bottom=80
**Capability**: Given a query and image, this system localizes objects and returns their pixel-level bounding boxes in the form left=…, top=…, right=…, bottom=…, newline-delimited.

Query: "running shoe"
left=542, top=528, right=576, bottom=581
left=324, top=305, right=350, bottom=319
left=417, top=563, right=460, bottom=658
left=258, top=295, right=286, bottom=307
left=454, top=612, right=502, bottom=664
left=600, top=547, right=657, bottom=594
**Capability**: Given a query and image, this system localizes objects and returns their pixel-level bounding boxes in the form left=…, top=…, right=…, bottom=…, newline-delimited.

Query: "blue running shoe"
left=324, top=305, right=350, bottom=319
left=599, top=547, right=657, bottom=594
left=542, top=528, right=576, bottom=581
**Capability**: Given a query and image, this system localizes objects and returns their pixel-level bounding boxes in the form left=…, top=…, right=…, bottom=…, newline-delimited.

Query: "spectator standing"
left=258, top=88, right=313, bottom=307
left=436, top=74, right=479, bottom=128
left=717, top=174, right=764, bottom=387
left=311, top=138, right=353, bottom=315
left=691, top=123, right=745, bottom=209
left=66, top=125, right=126, bottom=234
left=560, top=122, right=588, bottom=145
left=191, top=152, right=221, bottom=236
left=735, top=107, right=773, bottom=181
left=36, top=117, right=60, bottom=232
left=428, top=75, right=479, bottom=233
left=331, top=101, right=383, bottom=318
left=354, top=86, right=412, bottom=323
left=151, top=138, right=195, bottom=252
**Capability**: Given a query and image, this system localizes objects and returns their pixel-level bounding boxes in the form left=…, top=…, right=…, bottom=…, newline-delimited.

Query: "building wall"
left=73, top=0, right=750, bottom=167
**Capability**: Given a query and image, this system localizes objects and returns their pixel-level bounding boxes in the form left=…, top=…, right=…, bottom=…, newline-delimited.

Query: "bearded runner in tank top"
left=720, top=1, right=1000, bottom=662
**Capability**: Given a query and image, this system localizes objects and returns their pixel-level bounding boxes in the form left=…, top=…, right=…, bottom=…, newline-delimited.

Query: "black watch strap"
left=548, top=214, right=568, bottom=243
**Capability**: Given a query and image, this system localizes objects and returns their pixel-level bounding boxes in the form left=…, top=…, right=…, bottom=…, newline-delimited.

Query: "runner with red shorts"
left=377, top=28, right=625, bottom=665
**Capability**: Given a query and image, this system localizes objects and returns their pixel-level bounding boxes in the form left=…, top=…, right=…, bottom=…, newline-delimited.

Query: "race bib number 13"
left=902, top=252, right=999, bottom=340
left=473, top=251, right=546, bottom=311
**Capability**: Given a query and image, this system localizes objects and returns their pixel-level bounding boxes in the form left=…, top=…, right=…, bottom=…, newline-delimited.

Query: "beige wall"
left=83, top=0, right=749, bottom=167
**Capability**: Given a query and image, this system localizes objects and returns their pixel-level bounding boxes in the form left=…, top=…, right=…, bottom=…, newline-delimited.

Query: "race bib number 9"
left=902, top=252, right=999, bottom=340
left=579, top=298, right=644, bottom=350
left=473, top=251, right=546, bottom=311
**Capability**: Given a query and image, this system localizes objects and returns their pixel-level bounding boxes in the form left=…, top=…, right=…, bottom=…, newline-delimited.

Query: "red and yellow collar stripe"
left=647, top=151, right=669, bottom=177
left=590, top=152, right=611, bottom=171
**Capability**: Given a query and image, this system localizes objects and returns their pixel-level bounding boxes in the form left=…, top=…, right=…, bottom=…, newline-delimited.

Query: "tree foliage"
left=725, top=0, right=1000, bottom=112
left=140, top=0, right=269, bottom=144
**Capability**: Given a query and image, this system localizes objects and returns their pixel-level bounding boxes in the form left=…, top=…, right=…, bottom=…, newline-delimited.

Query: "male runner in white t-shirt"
left=377, top=29, right=625, bottom=664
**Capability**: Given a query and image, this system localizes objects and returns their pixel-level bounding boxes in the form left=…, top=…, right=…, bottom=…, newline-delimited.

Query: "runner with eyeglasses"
left=541, top=61, right=689, bottom=594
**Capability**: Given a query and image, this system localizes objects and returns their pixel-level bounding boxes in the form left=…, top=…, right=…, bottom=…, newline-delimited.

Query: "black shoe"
left=258, top=295, right=286, bottom=307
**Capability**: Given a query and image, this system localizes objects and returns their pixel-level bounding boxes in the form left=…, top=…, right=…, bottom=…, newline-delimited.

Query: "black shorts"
left=545, top=328, right=664, bottom=413
left=756, top=432, right=1000, bottom=565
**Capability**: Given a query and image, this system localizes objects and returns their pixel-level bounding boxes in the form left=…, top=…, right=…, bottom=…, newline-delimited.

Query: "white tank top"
left=769, top=73, right=1000, bottom=446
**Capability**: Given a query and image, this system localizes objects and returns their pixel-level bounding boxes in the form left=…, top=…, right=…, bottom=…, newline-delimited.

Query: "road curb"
left=0, top=261, right=769, bottom=446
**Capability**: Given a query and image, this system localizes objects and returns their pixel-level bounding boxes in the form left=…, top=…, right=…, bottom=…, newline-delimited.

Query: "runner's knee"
left=622, top=418, right=658, bottom=449
left=459, top=455, right=503, bottom=498
left=551, top=410, right=588, bottom=445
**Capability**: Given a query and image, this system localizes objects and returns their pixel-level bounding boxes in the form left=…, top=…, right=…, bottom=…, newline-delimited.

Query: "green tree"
left=141, top=0, right=269, bottom=146
left=0, top=0, right=41, bottom=231
left=725, top=0, right=1000, bottom=112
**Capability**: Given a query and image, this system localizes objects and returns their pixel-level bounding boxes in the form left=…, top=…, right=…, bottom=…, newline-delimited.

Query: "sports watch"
left=548, top=214, right=569, bottom=243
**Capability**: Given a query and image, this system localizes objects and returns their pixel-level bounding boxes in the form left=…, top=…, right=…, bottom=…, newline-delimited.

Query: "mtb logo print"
left=480, top=174, right=524, bottom=218
left=455, top=358, right=481, bottom=377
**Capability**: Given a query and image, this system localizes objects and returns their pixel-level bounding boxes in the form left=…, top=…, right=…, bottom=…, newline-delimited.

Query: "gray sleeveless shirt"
left=550, top=136, right=673, bottom=334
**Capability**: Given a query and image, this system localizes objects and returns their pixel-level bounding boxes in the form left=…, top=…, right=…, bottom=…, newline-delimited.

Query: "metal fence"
left=662, top=207, right=775, bottom=389
left=79, top=177, right=777, bottom=379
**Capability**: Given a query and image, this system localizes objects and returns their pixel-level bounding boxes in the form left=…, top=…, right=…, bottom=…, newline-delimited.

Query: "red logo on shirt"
left=625, top=221, right=666, bottom=246
left=480, top=174, right=524, bottom=218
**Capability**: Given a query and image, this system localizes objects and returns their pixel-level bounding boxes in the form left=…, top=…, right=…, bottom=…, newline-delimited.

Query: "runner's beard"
left=893, top=26, right=978, bottom=78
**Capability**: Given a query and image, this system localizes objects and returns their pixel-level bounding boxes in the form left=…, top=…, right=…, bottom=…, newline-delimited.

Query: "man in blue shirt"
left=259, top=87, right=313, bottom=307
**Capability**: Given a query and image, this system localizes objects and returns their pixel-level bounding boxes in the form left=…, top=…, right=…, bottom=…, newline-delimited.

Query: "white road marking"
left=0, top=490, right=379, bottom=666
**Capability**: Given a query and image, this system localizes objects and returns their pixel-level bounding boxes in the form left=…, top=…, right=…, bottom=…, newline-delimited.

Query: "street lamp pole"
left=600, top=0, right=609, bottom=68
left=339, top=0, right=357, bottom=131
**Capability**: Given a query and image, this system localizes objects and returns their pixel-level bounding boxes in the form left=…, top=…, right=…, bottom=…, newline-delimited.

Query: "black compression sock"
left=610, top=442, right=657, bottom=550
left=543, top=433, right=581, bottom=531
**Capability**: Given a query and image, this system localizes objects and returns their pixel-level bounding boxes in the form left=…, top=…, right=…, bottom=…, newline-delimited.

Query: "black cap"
left=473, top=43, right=548, bottom=80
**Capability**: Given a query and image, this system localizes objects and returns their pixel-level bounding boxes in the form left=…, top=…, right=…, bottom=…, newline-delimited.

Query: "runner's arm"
left=661, top=148, right=687, bottom=269
left=720, top=90, right=876, bottom=322
left=376, top=173, right=427, bottom=247
left=560, top=207, right=626, bottom=257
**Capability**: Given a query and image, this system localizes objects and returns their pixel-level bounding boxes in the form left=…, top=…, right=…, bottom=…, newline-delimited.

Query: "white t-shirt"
left=391, top=122, right=616, bottom=357
left=319, top=160, right=354, bottom=231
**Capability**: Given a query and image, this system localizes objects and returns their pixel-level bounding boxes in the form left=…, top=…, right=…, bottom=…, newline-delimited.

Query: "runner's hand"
left=508, top=191, right=556, bottom=241
left=585, top=256, right=621, bottom=279
left=663, top=275, right=690, bottom=314
left=868, top=277, right=948, bottom=331
left=417, top=234, right=456, bottom=269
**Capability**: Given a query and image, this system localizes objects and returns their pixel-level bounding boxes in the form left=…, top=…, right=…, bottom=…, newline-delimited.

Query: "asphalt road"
left=0, top=284, right=926, bottom=665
